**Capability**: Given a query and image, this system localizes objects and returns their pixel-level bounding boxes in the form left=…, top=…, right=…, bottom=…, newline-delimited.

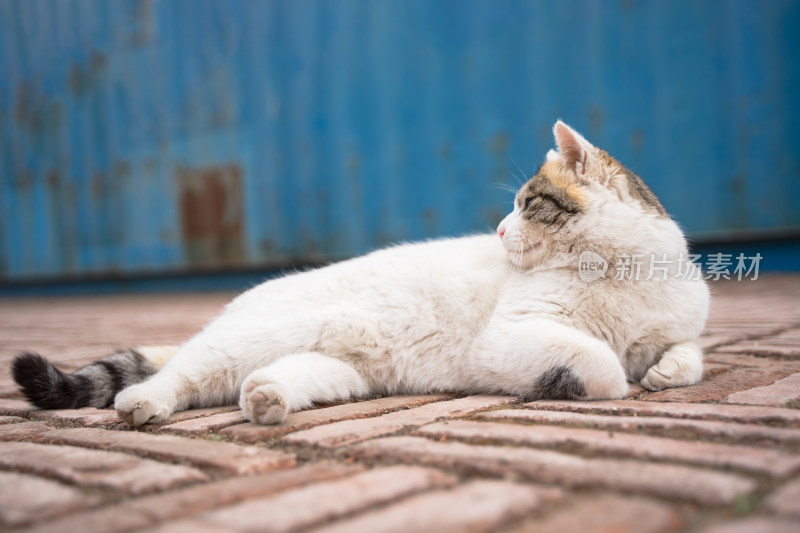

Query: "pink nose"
left=497, top=227, right=505, bottom=239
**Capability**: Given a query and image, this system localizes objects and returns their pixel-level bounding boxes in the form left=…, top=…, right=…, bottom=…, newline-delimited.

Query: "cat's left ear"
left=553, top=120, right=601, bottom=180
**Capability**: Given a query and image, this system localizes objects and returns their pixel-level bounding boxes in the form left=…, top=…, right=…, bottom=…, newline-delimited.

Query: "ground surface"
left=1, top=276, right=800, bottom=533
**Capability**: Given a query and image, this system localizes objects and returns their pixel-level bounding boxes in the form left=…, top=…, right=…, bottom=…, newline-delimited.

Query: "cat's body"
left=12, top=121, right=709, bottom=426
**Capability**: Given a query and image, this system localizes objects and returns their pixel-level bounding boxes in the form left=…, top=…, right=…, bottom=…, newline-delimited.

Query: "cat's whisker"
left=503, top=169, right=527, bottom=189
left=491, top=183, right=521, bottom=196
left=509, top=157, right=531, bottom=186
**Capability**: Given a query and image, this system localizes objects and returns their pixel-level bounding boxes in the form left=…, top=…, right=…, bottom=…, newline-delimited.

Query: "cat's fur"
left=12, top=121, right=709, bottom=426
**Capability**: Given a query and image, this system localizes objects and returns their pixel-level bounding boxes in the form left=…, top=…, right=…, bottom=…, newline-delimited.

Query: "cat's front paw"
left=240, top=381, right=288, bottom=425
left=640, top=366, right=672, bottom=391
left=640, top=342, right=704, bottom=392
left=115, top=384, right=173, bottom=426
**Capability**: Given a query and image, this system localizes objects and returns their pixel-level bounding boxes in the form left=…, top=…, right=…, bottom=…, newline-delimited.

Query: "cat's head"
left=497, top=120, right=677, bottom=269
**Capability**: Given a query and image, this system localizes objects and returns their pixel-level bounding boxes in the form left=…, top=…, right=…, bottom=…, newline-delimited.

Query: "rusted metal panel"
left=0, top=0, right=799, bottom=284
left=176, top=164, right=245, bottom=268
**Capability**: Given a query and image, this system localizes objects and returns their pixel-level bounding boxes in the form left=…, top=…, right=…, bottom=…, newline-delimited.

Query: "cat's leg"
left=640, top=340, right=703, bottom=391
left=114, top=359, right=242, bottom=426
left=471, top=318, right=629, bottom=401
left=239, top=352, right=370, bottom=424
left=114, top=340, right=255, bottom=426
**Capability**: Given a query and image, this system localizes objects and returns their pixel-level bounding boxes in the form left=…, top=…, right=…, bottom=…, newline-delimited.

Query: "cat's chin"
left=520, top=241, right=543, bottom=254
left=505, top=241, right=545, bottom=268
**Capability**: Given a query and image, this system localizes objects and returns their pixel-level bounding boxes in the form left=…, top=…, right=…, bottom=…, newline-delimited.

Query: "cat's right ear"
left=553, top=120, right=596, bottom=178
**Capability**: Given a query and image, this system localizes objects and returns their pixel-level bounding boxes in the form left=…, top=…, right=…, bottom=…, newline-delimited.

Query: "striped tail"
left=11, top=345, right=179, bottom=410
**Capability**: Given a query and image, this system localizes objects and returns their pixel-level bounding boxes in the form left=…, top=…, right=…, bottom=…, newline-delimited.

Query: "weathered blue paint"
left=1, top=0, right=799, bottom=284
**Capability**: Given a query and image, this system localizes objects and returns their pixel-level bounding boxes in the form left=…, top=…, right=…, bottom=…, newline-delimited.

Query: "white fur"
left=115, top=122, right=709, bottom=426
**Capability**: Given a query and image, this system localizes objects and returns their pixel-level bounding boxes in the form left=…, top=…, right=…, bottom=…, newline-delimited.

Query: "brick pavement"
left=0, top=276, right=799, bottom=532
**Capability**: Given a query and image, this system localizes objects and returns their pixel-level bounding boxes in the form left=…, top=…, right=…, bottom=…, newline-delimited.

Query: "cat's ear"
left=553, top=120, right=596, bottom=177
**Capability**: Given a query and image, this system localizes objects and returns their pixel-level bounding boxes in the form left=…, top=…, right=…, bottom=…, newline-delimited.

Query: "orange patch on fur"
left=540, top=161, right=588, bottom=207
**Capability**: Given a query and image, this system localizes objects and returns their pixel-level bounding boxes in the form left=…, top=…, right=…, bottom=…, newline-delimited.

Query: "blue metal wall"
left=1, top=0, right=799, bottom=283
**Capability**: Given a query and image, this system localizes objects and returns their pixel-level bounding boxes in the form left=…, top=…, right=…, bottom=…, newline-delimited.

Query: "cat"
left=12, top=121, right=709, bottom=427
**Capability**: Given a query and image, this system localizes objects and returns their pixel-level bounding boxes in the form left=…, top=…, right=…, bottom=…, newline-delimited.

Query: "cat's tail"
left=11, top=345, right=178, bottom=410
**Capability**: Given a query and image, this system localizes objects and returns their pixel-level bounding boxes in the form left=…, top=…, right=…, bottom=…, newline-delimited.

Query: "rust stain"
left=46, top=171, right=59, bottom=187
left=486, top=132, right=509, bottom=157
left=588, top=106, right=605, bottom=135
left=89, top=50, right=108, bottom=72
left=260, top=239, right=277, bottom=255
left=14, top=83, right=30, bottom=126
left=91, top=172, right=106, bottom=200
left=421, top=208, right=439, bottom=234
left=68, top=63, right=87, bottom=97
left=630, top=128, right=645, bottom=153
left=17, top=170, right=33, bottom=190
left=14, top=80, right=63, bottom=140
left=484, top=207, right=506, bottom=226
left=730, top=174, right=746, bottom=192
left=346, top=154, right=362, bottom=175
left=68, top=50, right=108, bottom=98
left=177, top=164, right=245, bottom=266
left=133, top=0, right=155, bottom=44
left=438, top=141, right=453, bottom=160
left=112, top=160, right=132, bottom=181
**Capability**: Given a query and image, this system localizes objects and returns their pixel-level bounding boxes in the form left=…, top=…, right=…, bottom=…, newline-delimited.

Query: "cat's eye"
left=524, top=196, right=536, bottom=210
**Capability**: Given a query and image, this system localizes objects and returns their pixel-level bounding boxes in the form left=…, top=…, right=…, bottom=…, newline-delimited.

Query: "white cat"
left=12, top=121, right=709, bottom=426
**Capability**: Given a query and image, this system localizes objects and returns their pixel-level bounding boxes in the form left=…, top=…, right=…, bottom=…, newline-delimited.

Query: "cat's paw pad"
left=242, top=382, right=288, bottom=425
left=114, top=386, right=172, bottom=426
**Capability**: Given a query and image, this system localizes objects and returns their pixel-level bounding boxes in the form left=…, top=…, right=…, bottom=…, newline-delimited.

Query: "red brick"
left=0, top=420, right=52, bottom=441
left=0, top=415, right=26, bottom=424
left=0, top=441, right=207, bottom=494
left=145, top=522, right=220, bottom=533
left=6, top=280, right=800, bottom=533
left=624, top=383, right=648, bottom=398
left=765, top=479, right=800, bottom=517
left=26, top=463, right=361, bottom=533
left=221, top=394, right=452, bottom=443
left=153, top=405, right=241, bottom=427
left=0, top=381, right=20, bottom=397
left=714, top=330, right=800, bottom=358
left=158, top=410, right=247, bottom=435
left=699, top=335, right=745, bottom=351
left=701, top=362, right=736, bottom=380
left=726, top=372, right=800, bottom=407
left=36, top=427, right=295, bottom=475
left=703, top=517, right=800, bottom=533
left=159, top=466, right=456, bottom=533
left=525, top=400, right=800, bottom=426
left=770, top=329, right=800, bottom=341
left=0, top=398, right=33, bottom=416
left=312, top=481, right=562, bottom=533
left=705, top=353, right=798, bottom=368
left=645, top=364, right=800, bottom=402
left=349, top=436, right=756, bottom=505
left=415, top=420, right=800, bottom=477
left=0, top=471, right=99, bottom=527
left=701, top=326, right=781, bottom=340
left=285, top=395, right=518, bottom=447
left=25, top=505, right=149, bottom=533
left=511, top=495, right=684, bottom=533
left=478, top=409, right=800, bottom=443
left=30, top=407, right=122, bottom=427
